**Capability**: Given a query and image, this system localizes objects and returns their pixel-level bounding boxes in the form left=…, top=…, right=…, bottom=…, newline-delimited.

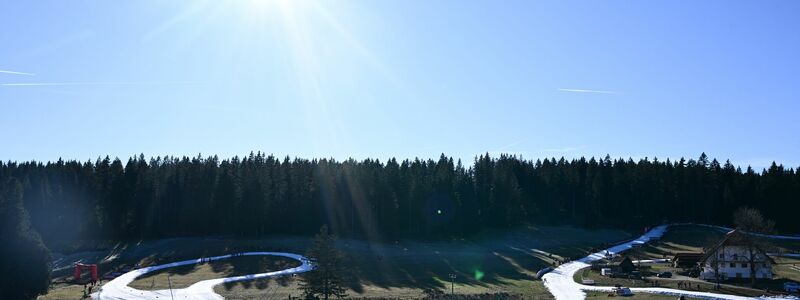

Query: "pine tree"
left=0, top=179, right=52, bottom=299
left=299, top=226, right=348, bottom=300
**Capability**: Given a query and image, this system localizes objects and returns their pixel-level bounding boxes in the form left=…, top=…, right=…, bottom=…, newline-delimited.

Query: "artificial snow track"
left=93, top=252, right=312, bottom=300
left=541, top=225, right=785, bottom=300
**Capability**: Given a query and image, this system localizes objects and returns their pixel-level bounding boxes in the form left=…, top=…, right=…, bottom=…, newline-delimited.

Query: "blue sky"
left=1, top=1, right=798, bottom=170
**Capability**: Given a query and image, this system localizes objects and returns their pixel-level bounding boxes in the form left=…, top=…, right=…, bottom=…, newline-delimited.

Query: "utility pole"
left=448, top=273, right=456, bottom=295
left=168, top=275, right=174, bottom=300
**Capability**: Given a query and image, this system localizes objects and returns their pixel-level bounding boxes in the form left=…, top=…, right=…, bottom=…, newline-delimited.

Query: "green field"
left=42, top=224, right=797, bottom=299
left=211, top=226, right=632, bottom=299
left=641, top=225, right=726, bottom=257
left=40, top=225, right=632, bottom=299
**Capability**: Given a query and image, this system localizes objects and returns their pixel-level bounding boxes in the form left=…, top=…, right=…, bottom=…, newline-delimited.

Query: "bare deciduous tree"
left=732, top=207, right=774, bottom=287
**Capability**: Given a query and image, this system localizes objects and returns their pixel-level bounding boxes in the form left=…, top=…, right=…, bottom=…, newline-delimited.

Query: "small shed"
left=610, top=256, right=636, bottom=273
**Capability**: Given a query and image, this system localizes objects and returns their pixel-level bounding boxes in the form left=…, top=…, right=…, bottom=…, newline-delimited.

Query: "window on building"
left=742, top=263, right=748, bottom=268
left=718, top=253, right=724, bottom=259
left=733, top=254, right=738, bottom=260
left=730, top=262, right=735, bottom=267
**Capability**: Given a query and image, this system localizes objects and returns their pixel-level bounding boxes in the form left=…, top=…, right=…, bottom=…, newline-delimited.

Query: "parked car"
left=657, top=271, right=673, bottom=278
left=612, top=287, right=633, bottom=296
left=785, top=281, right=800, bottom=293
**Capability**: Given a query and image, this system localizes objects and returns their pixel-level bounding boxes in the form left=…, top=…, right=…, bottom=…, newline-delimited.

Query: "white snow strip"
left=93, top=252, right=312, bottom=300
left=631, top=259, right=671, bottom=265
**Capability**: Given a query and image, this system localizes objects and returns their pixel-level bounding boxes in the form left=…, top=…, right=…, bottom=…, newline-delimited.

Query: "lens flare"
left=474, top=269, right=484, bottom=281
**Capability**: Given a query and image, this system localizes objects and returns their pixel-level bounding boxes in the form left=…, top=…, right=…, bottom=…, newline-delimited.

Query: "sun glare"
left=245, top=0, right=295, bottom=16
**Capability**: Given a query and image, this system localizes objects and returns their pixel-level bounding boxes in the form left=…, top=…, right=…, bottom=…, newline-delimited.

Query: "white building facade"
left=699, top=230, right=774, bottom=280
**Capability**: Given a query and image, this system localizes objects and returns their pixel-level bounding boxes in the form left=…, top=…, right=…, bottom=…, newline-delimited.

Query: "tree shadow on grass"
left=128, top=255, right=299, bottom=290
left=71, top=226, right=632, bottom=297
left=339, top=242, right=548, bottom=296
left=335, top=226, right=634, bottom=296
left=660, top=226, right=725, bottom=249
left=217, top=256, right=301, bottom=290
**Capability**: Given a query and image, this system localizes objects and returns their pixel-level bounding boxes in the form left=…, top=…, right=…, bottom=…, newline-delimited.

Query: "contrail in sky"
left=557, top=88, right=617, bottom=94
left=540, top=146, right=587, bottom=153
left=1, top=81, right=194, bottom=87
left=0, top=70, right=36, bottom=76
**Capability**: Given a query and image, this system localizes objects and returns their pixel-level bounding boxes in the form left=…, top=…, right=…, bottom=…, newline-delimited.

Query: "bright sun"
left=246, top=0, right=296, bottom=15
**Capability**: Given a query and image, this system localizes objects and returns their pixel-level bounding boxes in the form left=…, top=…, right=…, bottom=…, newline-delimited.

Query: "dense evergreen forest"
left=1, top=153, right=798, bottom=247
left=0, top=179, right=52, bottom=298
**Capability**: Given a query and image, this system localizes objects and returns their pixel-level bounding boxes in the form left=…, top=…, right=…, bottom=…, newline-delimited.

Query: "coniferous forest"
left=1, top=152, right=798, bottom=247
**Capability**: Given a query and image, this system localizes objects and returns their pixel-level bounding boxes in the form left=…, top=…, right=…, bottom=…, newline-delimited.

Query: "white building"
left=699, top=230, right=774, bottom=280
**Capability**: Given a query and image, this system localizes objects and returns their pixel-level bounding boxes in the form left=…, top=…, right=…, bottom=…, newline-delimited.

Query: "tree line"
left=1, top=152, right=798, bottom=246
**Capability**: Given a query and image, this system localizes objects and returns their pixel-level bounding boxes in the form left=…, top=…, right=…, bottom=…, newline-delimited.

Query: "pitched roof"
left=673, top=252, right=703, bottom=260
left=610, top=255, right=633, bottom=265
left=674, top=252, right=703, bottom=256
left=699, top=229, right=776, bottom=263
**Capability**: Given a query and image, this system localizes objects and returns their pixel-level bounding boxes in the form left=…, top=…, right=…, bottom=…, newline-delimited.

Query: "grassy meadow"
left=40, top=225, right=631, bottom=299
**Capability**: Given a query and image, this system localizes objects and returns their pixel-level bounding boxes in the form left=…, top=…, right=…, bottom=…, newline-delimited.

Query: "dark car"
left=657, top=271, right=673, bottom=278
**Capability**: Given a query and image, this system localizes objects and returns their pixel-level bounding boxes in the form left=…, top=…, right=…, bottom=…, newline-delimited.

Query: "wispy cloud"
left=540, top=145, right=587, bottom=153
left=557, top=88, right=618, bottom=94
left=0, top=70, right=36, bottom=76
left=1, top=81, right=194, bottom=87
left=484, top=139, right=529, bottom=158
left=495, top=139, right=527, bottom=151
